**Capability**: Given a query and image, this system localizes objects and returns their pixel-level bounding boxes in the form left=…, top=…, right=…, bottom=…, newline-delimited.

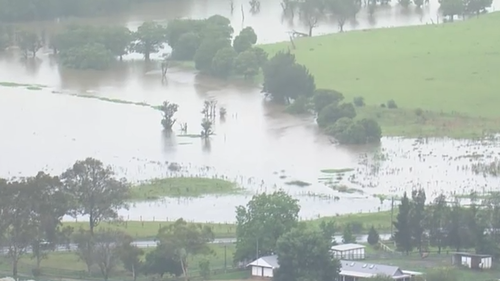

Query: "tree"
left=29, top=172, right=72, bottom=270
left=119, top=236, right=144, bottom=281
left=414, top=0, right=424, bottom=7
left=342, top=224, right=355, bottom=243
left=410, top=189, right=426, bottom=253
left=0, top=178, right=41, bottom=279
left=335, top=121, right=367, bottom=144
left=171, top=32, right=201, bottom=60
left=94, top=229, right=127, bottom=281
left=201, top=119, right=214, bottom=138
left=359, top=118, right=382, bottom=143
left=251, top=47, right=268, bottom=67
left=262, top=51, right=316, bottom=104
left=399, top=0, right=412, bottom=7
left=166, top=19, right=204, bottom=49
left=61, top=158, right=129, bottom=235
left=393, top=192, right=412, bottom=254
left=319, top=220, right=337, bottom=247
left=274, top=227, right=341, bottom=281
left=234, top=191, right=300, bottom=262
left=194, top=38, right=231, bottom=73
left=199, top=259, right=211, bottom=280
left=233, top=27, right=257, bottom=53
left=440, top=0, right=464, bottom=21
left=211, top=46, right=237, bottom=78
left=143, top=243, right=183, bottom=278
left=133, top=21, right=166, bottom=61
left=159, top=101, right=179, bottom=130
left=157, top=219, right=214, bottom=281
left=234, top=49, right=260, bottom=79
left=313, top=89, right=345, bottom=113
left=59, top=42, right=113, bottom=70
left=73, top=229, right=95, bottom=273
left=317, top=103, right=356, bottom=128
left=328, top=0, right=359, bottom=32
left=16, top=30, right=42, bottom=58
left=367, top=226, right=380, bottom=245
left=103, top=26, right=133, bottom=60
left=426, top=194, right=448, bottom=254
left=325, top=117, right=353, bottom=137
left=299, top=0, right=323, bottom=36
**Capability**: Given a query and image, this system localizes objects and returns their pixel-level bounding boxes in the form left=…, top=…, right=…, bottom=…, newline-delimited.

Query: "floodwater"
left=1, top=0, right=499, bottom=223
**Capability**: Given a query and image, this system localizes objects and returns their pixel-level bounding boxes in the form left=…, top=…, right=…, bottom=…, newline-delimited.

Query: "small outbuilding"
left=332, top=243, right=366, bottom=260
left=451, top=252, right=492, bottom=269
left=339, top=260, right=413, bottom=281
left=247, top=255, right=279, bottom=278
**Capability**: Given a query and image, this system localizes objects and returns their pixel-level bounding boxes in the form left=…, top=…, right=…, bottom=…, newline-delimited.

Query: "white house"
left=331, top=243, right=366, bottom=260
left=247, top=255, right=279, bottom=278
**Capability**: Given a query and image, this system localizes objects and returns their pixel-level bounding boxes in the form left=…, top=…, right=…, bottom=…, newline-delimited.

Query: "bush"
left=171, top=32, right=201, bottom=60
left=353, top=96, right=365, bottom=107
left=317, top=103, right=356, bottom=128
left=313, top=89, right=344, bottom=113
left=332, top=118, right=382, bottom=145
left=325, top=117, right=353, bottom=136
left=387, top=99, right=398, bottom=109
left=285, top=97, right=310, bottom=114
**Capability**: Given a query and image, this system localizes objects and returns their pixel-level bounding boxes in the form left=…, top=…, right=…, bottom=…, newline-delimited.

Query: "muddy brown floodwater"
left=0, top=0, right=499, bottom=223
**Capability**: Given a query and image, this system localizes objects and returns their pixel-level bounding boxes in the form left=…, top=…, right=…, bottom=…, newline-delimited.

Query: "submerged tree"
left=201, top=119, right=214, bottom=138
left=160, top=101, right=179, bottom=130
left=133, top=21, right=167, bottom=61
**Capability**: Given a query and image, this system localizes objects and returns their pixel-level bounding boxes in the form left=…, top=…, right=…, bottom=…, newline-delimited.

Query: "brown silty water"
left=0, top=0, right=499, bottom=223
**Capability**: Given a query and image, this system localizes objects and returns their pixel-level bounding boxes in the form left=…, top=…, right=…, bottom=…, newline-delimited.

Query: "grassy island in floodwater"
left=260, top=12, right=500, bottom=138
left=129, top=177, right=239, bottom=200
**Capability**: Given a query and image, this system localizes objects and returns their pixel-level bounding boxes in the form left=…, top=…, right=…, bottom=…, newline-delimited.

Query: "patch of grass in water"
left=285, top=180, right=311, bottom=187
left=0, top=81, right=47, bottom=88
left=129, top=177, right=240, bottom=200
left=321, top=168, right=354, bottom=174
left=26, top=86, right=42, bottom=91
left=178, top=134, right=203, bottom=138
left=329, top=184, right=363, bottom=194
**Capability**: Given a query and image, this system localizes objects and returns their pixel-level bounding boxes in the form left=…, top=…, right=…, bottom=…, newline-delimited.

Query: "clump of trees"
left=261, top=51, right=381, bottom=144
left=393, top=190, right=500, bottom=258
left=440, top=0, right=493, bottom=21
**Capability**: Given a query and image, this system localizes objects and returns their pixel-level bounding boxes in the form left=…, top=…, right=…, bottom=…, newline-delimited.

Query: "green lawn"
left=260, top=13, right=500, bottom=138
left=130, top=177, right=239, bottom=200
left=63, top=211, right=393, bottom=240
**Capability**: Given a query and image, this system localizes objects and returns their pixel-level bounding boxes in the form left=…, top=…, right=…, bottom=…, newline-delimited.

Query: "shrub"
left=387, top=99, right=397, bottom=109
left=317, top=103, right=356, bottom=128
left=353, top=96, right=365, bottom=107
left=414, top=108, right=423, bottom=116
left=313, top=89, right=344, bottom=113
left=367, top=226, right=380, bottom=245
left=325, top=117, right=353, bottom=136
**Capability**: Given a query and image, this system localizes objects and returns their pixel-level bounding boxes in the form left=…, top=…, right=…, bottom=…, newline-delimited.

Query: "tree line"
left=0, top=0, right=172, bottom=23
left=0, top=157, right=217, bottom=281
left=393, top=190, right=500, bottom=257
left=234, top=190, right=459, bottom=281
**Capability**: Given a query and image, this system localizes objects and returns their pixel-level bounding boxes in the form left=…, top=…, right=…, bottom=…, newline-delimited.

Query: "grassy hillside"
left=260, top=13, right=500, bottom=137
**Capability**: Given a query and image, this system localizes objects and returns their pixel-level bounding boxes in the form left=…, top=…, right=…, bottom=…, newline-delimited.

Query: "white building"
left=247, top=255, right=279, bottom=278
left=331, top=243, right=366, bottom=260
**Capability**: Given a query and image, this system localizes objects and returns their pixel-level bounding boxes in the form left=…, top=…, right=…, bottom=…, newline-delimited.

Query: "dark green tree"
left=233, top=27, right=257, bottom=53
left=440, top=0, right=465, bottom=21
left=16, top=30, right=42, bottom=58
left=234, top=191, right=300, bottom=262
left=61, top=158, right=129, bottom=235
left=262, top=51, right=316, bottom=104
left=159, top=101, right=179, bottom=131
left=319, top=220, right=337, bottom=247
left=194, top=38, right=231, bottom=73
left=274, top=227, right=341, bottom=281
left=342, top=223, right=355, bottom=243
left=234, top=49, right=260, bottom=79
left=426, top=194, right=448, bottom=254
left=317, top=103, right=356, bottom=128
left=60, top=42, right=114, bottom=70
left=142, top=243, right=183, bottom=277
left=171, top=32, right=201, bottom=60
left=367, top=226, right=380, bottom=245
left=410, top=189, right=426, bottom=253
left=133, top=21, right=167, bottom=61
left=211, top=46, right=237, bottom=78
left=313, top=89, right=345, bottom=113
left=103, top=26, right=132, bottom=60
left=394, top=192, right=412, bottom=254
left=119, top=236, right=144, bottom=281
left=166, top=19, right=204, bottom=49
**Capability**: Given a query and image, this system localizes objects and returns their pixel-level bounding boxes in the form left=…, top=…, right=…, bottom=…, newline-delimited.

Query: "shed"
left=247, top=255, right=279, bottom=278
left=339, top=260, right=412, bottom=281
left=332, top=243, right=366, bottom=260
left=451, top=252, right=492, bottom=269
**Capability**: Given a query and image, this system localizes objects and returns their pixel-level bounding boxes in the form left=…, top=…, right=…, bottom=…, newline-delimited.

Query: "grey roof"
left=340, top=260, right=404, bottom=277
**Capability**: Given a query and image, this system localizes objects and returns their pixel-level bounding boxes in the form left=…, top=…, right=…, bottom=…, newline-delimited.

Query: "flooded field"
left=1, top=0, right=499, bottom=223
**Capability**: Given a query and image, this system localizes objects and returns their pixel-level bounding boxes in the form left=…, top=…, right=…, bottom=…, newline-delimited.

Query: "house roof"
left=339, top=260, right=404, bottom=277
left=331, top=243, right=366, bottom=251
left=247, top=255, right=279, bottom=269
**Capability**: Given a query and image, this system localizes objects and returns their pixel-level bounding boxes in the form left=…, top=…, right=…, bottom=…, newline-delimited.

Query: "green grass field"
left=260, top=13, right=500, bottom=138
left=130, top=177, right=239, bottom=200
left=63, top=211, right=392, bottom=240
